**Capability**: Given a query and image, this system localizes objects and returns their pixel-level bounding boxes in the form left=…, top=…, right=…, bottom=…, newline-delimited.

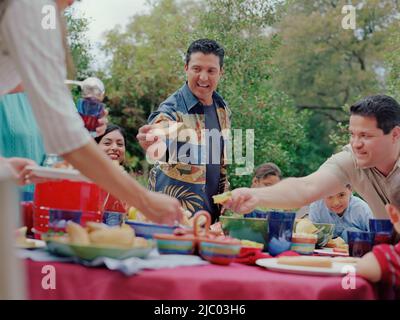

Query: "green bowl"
left=69, top=243, right=153, bottom=261
left=313, top=223, right=334, bottom=247
left=219, top=215, right=269, bottom=249
left=293, top=220, right=334, bottom=248
left=46, top=239, right=75, bottom=257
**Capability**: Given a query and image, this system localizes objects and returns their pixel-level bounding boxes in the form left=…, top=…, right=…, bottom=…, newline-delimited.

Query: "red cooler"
left=33, top=180, right=105, bottom=239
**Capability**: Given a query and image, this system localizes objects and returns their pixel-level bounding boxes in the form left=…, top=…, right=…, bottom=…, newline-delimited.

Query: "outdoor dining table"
left=25, top=259, right=377, bottom=300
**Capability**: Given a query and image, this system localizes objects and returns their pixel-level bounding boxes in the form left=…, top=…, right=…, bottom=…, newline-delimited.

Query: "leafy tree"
left=385, top=20, right=400, bottom=101
left=194, top=0, right=315, bottom=187
left=272, top=0, right=399, bottom=159
left=100, top=0, right=200, bottom=172
left=65, top=7, right=94, bottom=99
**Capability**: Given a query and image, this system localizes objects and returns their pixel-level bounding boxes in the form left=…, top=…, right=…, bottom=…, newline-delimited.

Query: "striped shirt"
left=372, top=243, right=400, bottom=294
left=0, top=0, right=90, bottom=155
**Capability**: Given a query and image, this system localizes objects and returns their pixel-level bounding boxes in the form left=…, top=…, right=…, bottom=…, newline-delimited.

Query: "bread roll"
left=295, top=219, right=318, bottom=234
left=66, top=222, right=90, bottom=245
left=15, top=226, right=29, bottom=246
left=326, top=237, right=346, bottom=248
left=333, top=257, right=360, bottom=264
left=89, top=227, right=135, bottom=248
left=86, top=222, right=109, bottom=233
left=133, top=237, right=148, bottom=248
left=277, top=256, right=332, bottom=268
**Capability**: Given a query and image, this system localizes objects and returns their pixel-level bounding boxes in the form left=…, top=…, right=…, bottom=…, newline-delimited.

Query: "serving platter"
left=26, top=165, right=90, bottom=182
left=256, top=258, right=354, bottom=276
left=314, top=247, right=349, bottom=257
left=16, top=239, right=46, bottom=250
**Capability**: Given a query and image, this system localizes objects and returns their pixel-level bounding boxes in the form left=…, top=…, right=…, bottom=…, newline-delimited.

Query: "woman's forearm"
left=62, top=141, right=150, bottom=211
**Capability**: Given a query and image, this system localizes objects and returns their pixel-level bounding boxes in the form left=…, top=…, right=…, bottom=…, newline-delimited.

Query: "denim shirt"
left=309, top=195, right=373, bottom=238
left=147, top=83, right=231, bottom=222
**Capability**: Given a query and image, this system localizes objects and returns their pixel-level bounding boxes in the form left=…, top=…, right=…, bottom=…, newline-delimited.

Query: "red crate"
left=33, top=180, right=105, bottom=239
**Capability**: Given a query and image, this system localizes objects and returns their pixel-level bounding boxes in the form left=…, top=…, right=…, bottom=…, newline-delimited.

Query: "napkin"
left=18, top=248, right=209, bottom=276
left=235, top=249, right=301, bottom=265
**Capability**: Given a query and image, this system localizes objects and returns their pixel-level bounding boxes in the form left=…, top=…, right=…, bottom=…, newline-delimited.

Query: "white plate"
left=256, top=258, right=354, bottom=276
left=16, top=239, right=46, bottom=250
left=314, top=248, right=349, bottom=257
left=27, top=165, right=90, bottom=182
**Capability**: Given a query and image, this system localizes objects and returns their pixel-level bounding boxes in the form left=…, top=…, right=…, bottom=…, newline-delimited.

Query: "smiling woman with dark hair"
left=95, top=124, right=127, bottom=165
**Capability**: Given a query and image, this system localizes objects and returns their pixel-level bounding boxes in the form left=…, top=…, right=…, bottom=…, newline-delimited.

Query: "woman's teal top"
left=0, top=92, right=46, bottom=194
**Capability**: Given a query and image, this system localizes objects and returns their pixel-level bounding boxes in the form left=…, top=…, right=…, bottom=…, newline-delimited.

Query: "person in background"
left=0, top=90, right=46, bottom=185
left=225, top=95, right=400, bottom=222
left=357, top=176, right=400, bottom=299
left=95, top=124, right=126, bottom=165
left=95, top=124, right=128, bottom=221
left=309, top=184, right=373, bottom=242
left=243, top=163, right=282, bottom=218
left=251, top=163, right=282, bottom=188
left=0, top=0, right=181, bottom=224
left=137, top=39, right=230, bottom=223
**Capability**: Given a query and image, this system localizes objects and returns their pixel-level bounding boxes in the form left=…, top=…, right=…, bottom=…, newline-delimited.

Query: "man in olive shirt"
left=225, top=95, right=400, bottom=219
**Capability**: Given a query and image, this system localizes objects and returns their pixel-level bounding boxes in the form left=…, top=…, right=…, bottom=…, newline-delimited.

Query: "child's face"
left=385, top=204, right=400, bottom=233
left=324, top=187, right=352, bottom=215
left=251, top=175, right=280, bottom=188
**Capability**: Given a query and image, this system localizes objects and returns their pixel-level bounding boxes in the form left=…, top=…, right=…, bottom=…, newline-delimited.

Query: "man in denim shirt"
left=137, top=39, right=231, bottom=223
left=309, top=185, right=373, bottom=242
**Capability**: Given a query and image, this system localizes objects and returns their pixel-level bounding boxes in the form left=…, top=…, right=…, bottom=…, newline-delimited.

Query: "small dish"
left=154, top=234, right=196, bottom=255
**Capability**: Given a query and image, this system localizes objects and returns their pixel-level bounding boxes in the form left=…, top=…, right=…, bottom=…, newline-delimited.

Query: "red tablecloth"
left=26, top=260, right=377, bottom=300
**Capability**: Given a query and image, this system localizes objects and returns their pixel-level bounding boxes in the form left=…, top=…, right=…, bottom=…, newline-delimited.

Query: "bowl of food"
left=69, top=242, right=152, bottom=261
left=45, top=222, right=153, bottom=261
left=219, top=215, right=269, bottom=250
left=125, top=220, right=178, bottom=239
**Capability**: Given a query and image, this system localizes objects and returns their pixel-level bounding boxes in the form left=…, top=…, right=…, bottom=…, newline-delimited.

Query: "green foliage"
left=68, top=0, right=398, bottom=190
left=100, top=0, right=200, bottom=172
left=272, top=0, right=399, bottom=164
left=92, top=0, right=324, bottom=185
left=385, top=21, right=400, bottom=101
left=193, top=0, right=316, bottom=187
left=274, top=0, right=396, bottom=110
left=65, top=8, right=93, bottom=100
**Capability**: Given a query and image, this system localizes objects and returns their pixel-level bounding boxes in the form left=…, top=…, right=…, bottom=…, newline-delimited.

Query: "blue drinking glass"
left=267, top=211, right=296, bottom=256
left=77, top=98, right=105, bottom=137
left=369, top=219, right=394, bottom=245
left=103, top=211, right=124, bottom=227
left=347, top=230, right=375, bottom=257
left=48, top=209, right=82, bottom=234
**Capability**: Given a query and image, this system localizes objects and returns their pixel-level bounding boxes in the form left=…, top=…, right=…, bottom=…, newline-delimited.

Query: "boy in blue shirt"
left=309, top=184, right=373, bottom=242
